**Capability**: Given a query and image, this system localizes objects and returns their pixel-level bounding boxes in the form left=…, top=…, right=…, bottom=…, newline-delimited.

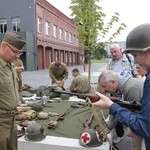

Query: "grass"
left=91, top=58, right=109, bottom=63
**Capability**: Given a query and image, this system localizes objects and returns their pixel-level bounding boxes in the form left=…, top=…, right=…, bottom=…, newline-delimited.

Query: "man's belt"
left=0, top=109, right=17, bottom=115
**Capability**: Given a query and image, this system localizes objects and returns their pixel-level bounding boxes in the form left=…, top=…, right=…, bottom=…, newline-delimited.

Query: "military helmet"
left=126, top=23, right=150, bottom=52
left=25, top=123, right=46, bottom=141
left=31, top=102, right=43, bottom=112
left=79, top=128, right=103, bottom=147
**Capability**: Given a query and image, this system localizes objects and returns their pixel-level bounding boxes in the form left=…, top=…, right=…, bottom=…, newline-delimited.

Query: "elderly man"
left=93, top=23, right=150, bottom=149
left=0, top=31, right=26, bottom=150
left=107, top=43, right=139, bottom=144
left=97, top=70, right=144, bottom=149
left=49, top=61, right=68, bottom=86
left=107, top=43, right=138, bottom=77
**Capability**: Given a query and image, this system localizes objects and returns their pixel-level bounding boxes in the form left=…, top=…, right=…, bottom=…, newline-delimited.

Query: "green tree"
left=93, top=42, right=108, bottom=59
left=70, top=0, right=126, bottom=81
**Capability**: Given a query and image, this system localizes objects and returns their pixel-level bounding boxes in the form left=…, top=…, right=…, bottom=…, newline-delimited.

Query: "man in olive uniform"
left=49, top=61, right=68, bottom=86
left=0, top=31, right=26, bottom=150
left=69, top=68, right=91, bottom=93
left=13, top=58, right=24, bottom=92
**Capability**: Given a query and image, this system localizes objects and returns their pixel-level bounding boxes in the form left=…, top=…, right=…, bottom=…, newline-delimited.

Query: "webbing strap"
left=86, top=97, right=115, bottom=150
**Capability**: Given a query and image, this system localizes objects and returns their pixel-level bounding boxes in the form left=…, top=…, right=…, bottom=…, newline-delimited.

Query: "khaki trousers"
left=0, top=114, right=17, bottom=150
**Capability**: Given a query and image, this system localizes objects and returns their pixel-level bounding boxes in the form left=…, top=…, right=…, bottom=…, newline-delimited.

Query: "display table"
left=18, top=96, right=109, bottom=150
left=18, top=135, right=109, bottom=150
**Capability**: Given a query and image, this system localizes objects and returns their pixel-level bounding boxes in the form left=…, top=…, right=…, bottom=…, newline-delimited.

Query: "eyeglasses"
left=6, top=44, right=23, bottom=55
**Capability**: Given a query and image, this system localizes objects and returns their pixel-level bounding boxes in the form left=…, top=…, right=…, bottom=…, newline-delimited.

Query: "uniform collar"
left=0, top=57, right=13, bottom=68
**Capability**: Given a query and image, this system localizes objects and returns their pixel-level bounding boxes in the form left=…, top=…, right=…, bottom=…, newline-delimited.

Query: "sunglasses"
left=6, top=44, right=23, bottom=55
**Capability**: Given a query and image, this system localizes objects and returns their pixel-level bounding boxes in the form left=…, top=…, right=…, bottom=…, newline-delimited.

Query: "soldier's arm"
left=63, top=65, right=68, bottom=80
left=13, top=59, right=25, bottom=73
left=69, top=78, right=77, bottom=92
left=49, top=65, right=57, bottom=82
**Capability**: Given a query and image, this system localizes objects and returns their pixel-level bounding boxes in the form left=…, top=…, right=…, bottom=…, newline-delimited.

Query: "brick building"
left=0, top=0, right=81, bottom=70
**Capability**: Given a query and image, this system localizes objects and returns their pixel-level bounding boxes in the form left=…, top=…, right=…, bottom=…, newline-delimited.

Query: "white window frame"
left=0, top=18, right=7, bottom=34
left=72, top=34, right=76, bottom=44
left=69, top=32, right=72, bottom=43
left=65, top=30, right=68, bottom=41
left=45, top=21, right=50, bottom=36
left=12, top=17, right=20, bottom=32
left=37, top=17, right=42, bottom=33
left=59, top=28, right=63, bottom=40
left=53, top=25, right=57, bottom=38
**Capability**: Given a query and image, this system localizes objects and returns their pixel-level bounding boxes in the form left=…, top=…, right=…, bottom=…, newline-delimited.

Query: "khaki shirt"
left=49, top=62, right=68, bottom=83
left=0, top=58, right=19, bottom=110
left=70, top=74, right=91, bottom=93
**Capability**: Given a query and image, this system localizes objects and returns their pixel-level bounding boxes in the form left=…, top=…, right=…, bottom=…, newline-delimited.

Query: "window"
left=53, top=25, right=57, bottom=38
left=12, top=17, right=20, bottom=32
left=69, top=32, right=72, bottom=43
left=45, top=21, right=50, bottom=36
left=37, top=17, right=42, bottom=33
left=59, top=28, right=63, bottom=40
left=0, top=19, right=7, bottom=34
left=65, top=30, right=68, bottom=41
left=72, top=34, right=76, bottom=44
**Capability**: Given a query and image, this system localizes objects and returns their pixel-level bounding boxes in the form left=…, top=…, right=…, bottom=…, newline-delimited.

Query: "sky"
left=47, top=0, right=150, bottom=41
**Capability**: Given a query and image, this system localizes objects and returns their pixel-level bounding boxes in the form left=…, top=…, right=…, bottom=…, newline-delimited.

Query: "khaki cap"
left=3, top=31, right=26, bottom=50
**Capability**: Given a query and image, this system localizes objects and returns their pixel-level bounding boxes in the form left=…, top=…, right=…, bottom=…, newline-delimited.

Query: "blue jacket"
left=110, top=71, right=150, bottom=150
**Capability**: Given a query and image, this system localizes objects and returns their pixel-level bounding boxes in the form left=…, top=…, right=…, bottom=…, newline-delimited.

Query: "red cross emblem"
left=80, top=132, right=91, bottom=144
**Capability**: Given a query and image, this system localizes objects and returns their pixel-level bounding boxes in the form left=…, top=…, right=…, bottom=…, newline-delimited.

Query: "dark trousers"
left=115, top=121, right=124, bottom=137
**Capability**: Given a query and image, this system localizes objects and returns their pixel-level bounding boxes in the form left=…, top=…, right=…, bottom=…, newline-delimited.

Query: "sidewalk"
left=22, top=63, right=107, bottom=89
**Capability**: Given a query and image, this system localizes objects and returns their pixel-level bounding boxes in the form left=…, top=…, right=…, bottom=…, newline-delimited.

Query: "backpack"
left=125, top=53, right=134, bottom=76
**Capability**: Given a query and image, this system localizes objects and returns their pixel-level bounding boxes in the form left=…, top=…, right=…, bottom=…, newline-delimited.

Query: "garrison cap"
left=3, top=31, right=26, bottom=50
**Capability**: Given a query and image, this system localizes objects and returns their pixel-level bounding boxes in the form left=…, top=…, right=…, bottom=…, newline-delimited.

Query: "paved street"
left=22, top=63, right=107, bottom=89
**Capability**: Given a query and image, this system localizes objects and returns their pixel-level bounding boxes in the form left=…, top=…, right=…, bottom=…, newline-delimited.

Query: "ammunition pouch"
left=16, top=109, right=37, bottom=121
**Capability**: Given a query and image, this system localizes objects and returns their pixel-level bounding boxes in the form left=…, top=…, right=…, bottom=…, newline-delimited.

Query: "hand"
left=62, top=79, right=65, bottom=83
left=92, top=92, right=114, bottom=109
left=56, top=80, right=64, bottom=86
left=126, top=129, right=135, bottom=137
left=56, top=80, right=62, bottom=84
left=15, top=66, right=24, bottom=73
